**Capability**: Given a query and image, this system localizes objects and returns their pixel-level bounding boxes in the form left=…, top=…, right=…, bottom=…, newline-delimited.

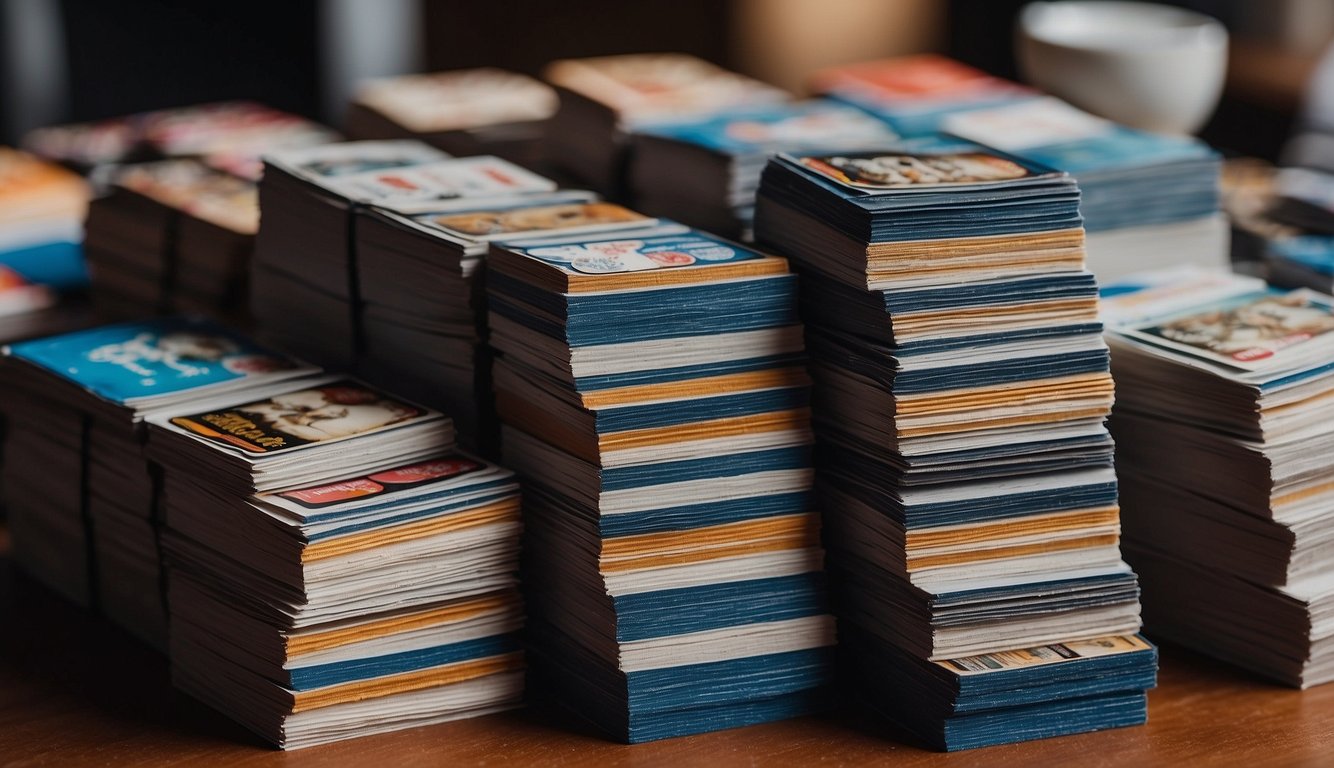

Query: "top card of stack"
left=627, top=100, right=897, bottom=239
left=543, top=53, right=789, bottom=195
left=147, top=377, right=453, bottom=496
left=23, top=101, right=338, bottom=181
left=0, top=148, right=89, bottom=338
left=810, top=54, right=1036, bottom=137
left=3, top=317, right=320, bottom=421
left=347, top=68, right=557, bottom=167
left=486, top=222, right=834, bottom=741
left=754, top=140, right=1084, bottom=290
left=486, top=221, right=804, bottom=397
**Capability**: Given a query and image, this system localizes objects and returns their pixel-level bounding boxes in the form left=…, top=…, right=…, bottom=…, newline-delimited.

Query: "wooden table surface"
left=2, top=527, right=1333, bottom=768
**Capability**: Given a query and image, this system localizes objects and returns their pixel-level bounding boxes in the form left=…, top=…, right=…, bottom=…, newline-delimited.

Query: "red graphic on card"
left=484, top=167, right=518, bottom=186
left=274, top=453, right=487, bottom=510
left=377, top=174, right=418, bottom=190
left=281, top=478, right=385, bottom=504
left=646, top=251, right=695, bottom=267
left=849, top=57, right=994, bottom=96
left=369, top=457, right=482, bottom=485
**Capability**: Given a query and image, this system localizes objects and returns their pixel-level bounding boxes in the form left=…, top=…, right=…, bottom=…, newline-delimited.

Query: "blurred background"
left=2, top=0, right=1331, bottom=160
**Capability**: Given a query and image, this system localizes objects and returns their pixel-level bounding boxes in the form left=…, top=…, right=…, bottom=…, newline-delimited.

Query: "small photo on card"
left=170, top=380, right=427, bottom=453
left=520, top=232, right=761, bottom=275
left=432, top=202, right=649, bottom=239
left=799, top=151, right=1032, bottom=190
left=1123, top=290, right=1334, bottom=369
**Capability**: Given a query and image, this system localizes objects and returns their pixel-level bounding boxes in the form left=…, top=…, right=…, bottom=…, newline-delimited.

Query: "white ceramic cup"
left=1017, top=1, right=1229, bottom=134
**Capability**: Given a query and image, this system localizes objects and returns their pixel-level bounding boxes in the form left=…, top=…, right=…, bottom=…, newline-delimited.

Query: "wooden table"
left=2, top=527, right=1332, bottom=768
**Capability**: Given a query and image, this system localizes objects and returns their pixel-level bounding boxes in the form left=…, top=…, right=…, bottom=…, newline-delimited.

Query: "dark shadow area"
left=0, top=542, right=269, bottom=752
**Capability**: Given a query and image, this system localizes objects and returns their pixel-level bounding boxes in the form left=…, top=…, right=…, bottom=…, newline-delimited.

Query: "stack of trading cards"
left=1257, top=235, right=1334, bottom=291
left=355, top=191, right=654, bottom=452
left=0, top=384, right=86, bottom=603
left=251, top=141, right=554, bottom=370
left=814, top=56, right=1226, bottom=281
left=543, top=53, right=789, bottom=196
left=811, top=54, right=1037, bottom=137
left=0, top=318, right=318, bottom=646
left=486, top=223, right=835, bottom=741
left=145, top=379, right=525, bottom=748
left=1103, top=269, right=1334, bottom=688
left=627, top=101, right=896, bottom=239
left=23, top=101, right=337, bottom=183
left=25, top=105, right=335, bottom=323
left=0, top=148, right=89, bottom=340
left=754, top=143, right=1154, bottom=749
left=1217, top=158, right=1291, bottom=275
left=1268, top=167, right=1334, bottom=233
left=83, top=160, right=258, bottom=321
left=847, top=629, right=1157, bottom=751
left=941, top=97, right=1225, bottom=281
left=346, top=69, right=557, bottom=166
left=1258, top=168, right=1334, bottom=290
